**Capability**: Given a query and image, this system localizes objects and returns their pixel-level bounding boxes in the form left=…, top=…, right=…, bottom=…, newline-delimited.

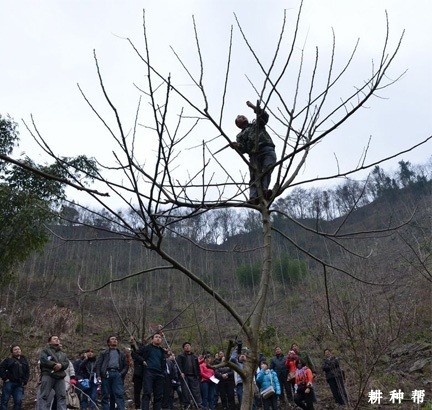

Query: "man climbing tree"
left=230, top=100, right=277, bottom=204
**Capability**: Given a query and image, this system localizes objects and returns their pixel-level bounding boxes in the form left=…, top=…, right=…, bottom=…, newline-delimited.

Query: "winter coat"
left=294, top=366, right=313, bottom=389
left=230, top=350, right=244, bottom=386
left=199, top=361, right=215, bottom=382
left=270, top=354, right=287, bottom=377
left=285, top=350, right=298, bottom=377
left=322, top=356, right=344, bottom=380
left=40, top=345, right=70, bottom=379
left=95, top=348, right=128, bottom=379
left=215, top=365, right=234, bottom=382
left=176, top=352, right=200, bottom=378
left=77, top=356, right=97, bottom=380
left=256, top=369, right=281, bottom=395
left=0, top=356, right=30, bottom=385
left=166, top=359, right=180, bottom=385
left=137, top=343, right=166, bottom=374
left=236, top=109, right=275, bottom=155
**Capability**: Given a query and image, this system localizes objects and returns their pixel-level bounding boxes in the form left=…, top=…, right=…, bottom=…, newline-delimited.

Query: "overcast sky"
left=1, top=0, right=431, bottom=206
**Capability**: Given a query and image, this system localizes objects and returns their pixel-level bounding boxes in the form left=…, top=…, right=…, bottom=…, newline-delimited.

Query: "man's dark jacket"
left=176, top=352, right=200, bottom=378
left=270, top=354, right=288, bottom=378
left=137, top=343, right=166, bottom=374
left=0, top=356, right=30, bottom=385
left=95, top=348, right=128, bottom=379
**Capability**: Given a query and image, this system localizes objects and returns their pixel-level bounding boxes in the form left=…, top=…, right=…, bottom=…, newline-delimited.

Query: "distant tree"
left=369, top=165, right=398, bottom=199
left=0, top=114, right=98, bottom=283
left=273, top=254, right=307, bottom=285
left=397, top=159, right=415, bottom=187
left=236, top=262, right=261, bottom=288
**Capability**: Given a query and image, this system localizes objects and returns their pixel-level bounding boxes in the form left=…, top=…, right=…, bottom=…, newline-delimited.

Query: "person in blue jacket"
left=256, top=361, right=281, bottom=410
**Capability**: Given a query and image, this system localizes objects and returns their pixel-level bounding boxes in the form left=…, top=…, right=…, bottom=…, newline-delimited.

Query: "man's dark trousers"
left=142, top=369, right=165, bottom=410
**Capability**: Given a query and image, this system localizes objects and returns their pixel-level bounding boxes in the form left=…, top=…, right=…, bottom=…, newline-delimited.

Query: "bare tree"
left=5, top=4, right=431, bottom=409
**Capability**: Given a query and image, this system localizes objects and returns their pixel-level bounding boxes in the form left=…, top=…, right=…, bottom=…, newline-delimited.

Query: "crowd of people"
left=0, top=334, right=348, bottom=410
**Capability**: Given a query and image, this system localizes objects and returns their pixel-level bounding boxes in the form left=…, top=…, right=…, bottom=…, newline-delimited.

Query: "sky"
left=1, top=0, right=431, bottom=207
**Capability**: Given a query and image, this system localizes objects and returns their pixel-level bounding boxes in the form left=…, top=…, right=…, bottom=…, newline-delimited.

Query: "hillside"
left=0, top=185, right=431, bottom=409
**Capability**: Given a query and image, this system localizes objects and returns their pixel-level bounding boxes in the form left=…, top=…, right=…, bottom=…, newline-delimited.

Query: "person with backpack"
left=76, top=349, right=98, bottom=409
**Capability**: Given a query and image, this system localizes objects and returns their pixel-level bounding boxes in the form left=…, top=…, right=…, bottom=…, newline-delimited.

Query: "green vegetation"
left=0, top=114, right=98, bottom=284
left=236, top=262, right=261, bottom=287
left=273, top=255, right=308, bottom=285
left=236, top=255, right=307, bottom=288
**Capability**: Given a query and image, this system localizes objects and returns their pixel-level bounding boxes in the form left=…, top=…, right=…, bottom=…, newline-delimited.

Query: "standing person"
left=176, top=342, right=202, bottom=409
left=229, top=340, right=246, bottom=406
left=230, top=100, right=276, bottom=204
left=291, top=343, right=317, bottom=402
left=214, top=363, right=235, bottom=410
left=96, top=335, right=129, bottom=410
left=211, top=351, right=224, bottom=409
left=270, top=346, right=288, bottom=404
left=0, top=345, right=30, bottom=410
left=77, top=349, right=98, bottom=410
left=322, top=349, right=347, bottom=406
left=256, top=361, right=280, bottom=410
left=162, top=352, right=181, bottom=410
left=137, top=333, right=167, bottom=410
left=285, top=348, right=298, bottom=402
left=39, top=335, right=70, bottom=410
left=73, top=351, right=86, bottom=374
left=130, top=336, right=145, bottom=410
left=199, top=354, right=216, bottom=410
left=294, top=359, right=314, bottom=410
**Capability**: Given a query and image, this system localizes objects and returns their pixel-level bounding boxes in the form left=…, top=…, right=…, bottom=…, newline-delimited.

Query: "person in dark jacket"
left=215, top=364, right=235, bottom=410
left=76, top=349, right=98, bottom=409
left=176, top=342, right=202, bottom=409
left=39, top=335, right=70, bottom=410
left=136, top=333, right=167, bottom=410
left=96, top=336, right=129, bottom=410
left=130, top=337, right=145, bottom=410
left=230, top=100, right=277, bottom=204
left=322, top=349, right=347, bottom=406
left=270, top=346, right=288, bottom=404
left=0, top=345, right=30, bottom=410
left=162, top=352, right=181, bottom=410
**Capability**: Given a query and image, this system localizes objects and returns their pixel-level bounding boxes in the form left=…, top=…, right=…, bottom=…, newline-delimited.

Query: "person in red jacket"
left=285, top=348, right=298, bottom=401
left=294, top=359, right=314, bottom=410
left=199, top=354, right=216, bottom=410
